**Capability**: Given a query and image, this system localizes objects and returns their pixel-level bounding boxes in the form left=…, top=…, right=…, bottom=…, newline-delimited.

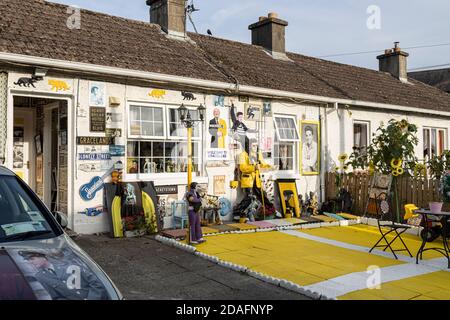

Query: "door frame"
left=43, top=102, right=60, bottom=209
left=13, top=107, right=36, bottom=190
left=7, top=89, right=75, bottom=229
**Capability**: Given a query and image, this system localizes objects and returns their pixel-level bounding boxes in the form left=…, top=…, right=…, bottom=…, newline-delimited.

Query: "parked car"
left=0, top=166, right=122, bottom=300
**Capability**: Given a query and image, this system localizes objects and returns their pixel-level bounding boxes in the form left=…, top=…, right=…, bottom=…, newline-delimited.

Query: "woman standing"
left=186, top=182, right=206, bottom=244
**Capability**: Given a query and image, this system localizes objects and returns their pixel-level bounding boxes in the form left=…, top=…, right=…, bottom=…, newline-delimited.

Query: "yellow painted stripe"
left=227, top=223, right=259, bottom=230
left=301, top=224, right=445, bottom=260
left=339, top=271, right=450, bottom=300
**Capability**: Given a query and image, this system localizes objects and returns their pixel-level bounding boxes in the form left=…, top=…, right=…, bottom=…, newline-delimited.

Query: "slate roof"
left=409, top=68, right=450, bottom=93
left=1, top=0, right=450, bottom=113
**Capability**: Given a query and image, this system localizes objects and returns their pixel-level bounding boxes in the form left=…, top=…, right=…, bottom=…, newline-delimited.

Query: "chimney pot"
left=377, top=43, right=409, bottom=82
left=268, top=12, right=278, bottom=19
left=259, top=16, right=267, bottom=22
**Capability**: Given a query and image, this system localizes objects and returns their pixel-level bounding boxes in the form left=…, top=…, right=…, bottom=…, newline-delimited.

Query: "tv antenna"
left=186, top=0, right=200, bottom=34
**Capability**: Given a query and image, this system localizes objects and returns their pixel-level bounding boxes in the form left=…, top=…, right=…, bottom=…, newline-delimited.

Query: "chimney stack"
left=377, top=42, right=409, bottom=82
left=249, top=12, right=288, bottom=56
left=146, top=0, right=186, bottom=38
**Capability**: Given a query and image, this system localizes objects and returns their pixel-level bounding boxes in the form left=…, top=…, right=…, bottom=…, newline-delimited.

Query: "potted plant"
left=123, top=212, right=147, bottom=238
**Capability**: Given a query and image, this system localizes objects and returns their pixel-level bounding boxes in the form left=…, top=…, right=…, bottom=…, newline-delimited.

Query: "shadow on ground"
left=74, top=234, right=310, bottom=300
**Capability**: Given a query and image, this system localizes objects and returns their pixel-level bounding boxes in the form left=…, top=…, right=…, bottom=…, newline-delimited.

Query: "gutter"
left=1, top=52, right=449, bottom=117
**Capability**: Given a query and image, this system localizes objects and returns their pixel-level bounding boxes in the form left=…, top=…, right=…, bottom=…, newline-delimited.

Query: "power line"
left=408, top=63, right=450, bottom=72
left=318, top=42, right=450, bottom=58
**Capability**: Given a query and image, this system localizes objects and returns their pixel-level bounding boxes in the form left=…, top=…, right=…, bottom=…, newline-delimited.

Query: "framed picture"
left=244, top=104, right=262, bottom=121
left=263, top=101, right=272, bottom=117
left=34, top=135, right=42, bottom=155
left=89, top=81, right=106, bottom=107
left=300, top=120, right=320, bottom=176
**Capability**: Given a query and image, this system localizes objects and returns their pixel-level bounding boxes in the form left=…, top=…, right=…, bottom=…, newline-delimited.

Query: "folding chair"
left=369, top=192, right=413, bottom=259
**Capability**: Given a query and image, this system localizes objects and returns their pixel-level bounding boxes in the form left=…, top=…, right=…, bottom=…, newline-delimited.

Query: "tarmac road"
left=74, top=234, right=310, bottom=300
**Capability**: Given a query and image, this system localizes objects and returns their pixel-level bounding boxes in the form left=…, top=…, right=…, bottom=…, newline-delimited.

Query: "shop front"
left=5, top=69, right=322, bottom=235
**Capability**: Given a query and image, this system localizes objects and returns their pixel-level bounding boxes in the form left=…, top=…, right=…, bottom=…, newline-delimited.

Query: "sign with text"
left=90, top=107, right=106, bottom=132
left=155, top=185, right=178, bottom=195
left=77, top=136, right=113, bottom=145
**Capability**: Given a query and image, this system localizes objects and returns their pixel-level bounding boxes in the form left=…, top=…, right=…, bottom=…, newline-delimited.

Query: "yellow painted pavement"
left=195, top=231, right=403, bottom=286
left=188, top=224, right=450, bottom=299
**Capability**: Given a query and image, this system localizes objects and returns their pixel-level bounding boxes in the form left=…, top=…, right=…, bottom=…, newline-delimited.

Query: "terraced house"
left=1, top=0, right=450, bottom=234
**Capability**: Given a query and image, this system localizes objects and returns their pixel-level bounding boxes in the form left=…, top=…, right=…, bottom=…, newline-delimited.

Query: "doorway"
left=13, top=96, right=68, bottom=213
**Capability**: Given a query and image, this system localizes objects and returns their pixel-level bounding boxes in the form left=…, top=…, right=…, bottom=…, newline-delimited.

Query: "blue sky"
left=51, top=0, right=450, bottom=71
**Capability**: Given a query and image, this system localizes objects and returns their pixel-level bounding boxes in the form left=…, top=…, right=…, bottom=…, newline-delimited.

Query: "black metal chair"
left=369, top=192, right=413, bottom=259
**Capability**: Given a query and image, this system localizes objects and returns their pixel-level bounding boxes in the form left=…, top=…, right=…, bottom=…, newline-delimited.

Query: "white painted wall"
left=6, top=69, right=450, bottom=235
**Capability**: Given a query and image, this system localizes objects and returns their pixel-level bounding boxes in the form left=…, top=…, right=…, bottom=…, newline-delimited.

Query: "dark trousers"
left=188, top=210, right=203, bottom=242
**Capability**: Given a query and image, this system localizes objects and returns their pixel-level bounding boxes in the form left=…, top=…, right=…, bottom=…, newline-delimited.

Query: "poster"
left=36, top=154, right=43, bottom=183
left=300, top=120, right=320, bottom=175
left=213, top=176, right=226, bottom=195
left=104, top=181, right=159, bottom=238
left=206, top=106, right=229, bottom=160
left=13, top=126, right=24, bottom=169
left=89, top=82, right=106, bottom=107
left=244, top=104, right=262, bottom=121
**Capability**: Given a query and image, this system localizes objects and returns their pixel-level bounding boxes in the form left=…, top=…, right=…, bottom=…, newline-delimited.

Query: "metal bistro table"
left=415, top=209, right=450, bottom=268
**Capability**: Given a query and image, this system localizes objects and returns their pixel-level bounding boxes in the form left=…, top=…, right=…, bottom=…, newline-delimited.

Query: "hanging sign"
left=90, top=107, right=106, bottom=132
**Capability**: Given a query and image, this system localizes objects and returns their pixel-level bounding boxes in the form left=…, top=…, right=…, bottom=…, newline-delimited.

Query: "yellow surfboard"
left=111, top=195, right=123, bottom=238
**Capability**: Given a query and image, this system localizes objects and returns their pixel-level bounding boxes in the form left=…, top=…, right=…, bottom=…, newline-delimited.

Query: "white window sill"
left=124, top=173, right=208, bottom=186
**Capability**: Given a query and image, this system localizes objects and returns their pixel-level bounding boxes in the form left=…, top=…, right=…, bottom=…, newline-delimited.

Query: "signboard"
left=90, top=107, right=106, bottom=132
left=155, top=185, right=178, bottom=195
left=79, top=153, right=111, bottom=161
left=109, top=145, right=125, bottom=157
left=77, top=137, right=113, bottom=145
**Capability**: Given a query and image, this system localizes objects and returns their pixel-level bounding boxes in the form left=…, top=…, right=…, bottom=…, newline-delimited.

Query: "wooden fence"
left=325, top=172, right=441, bottom=216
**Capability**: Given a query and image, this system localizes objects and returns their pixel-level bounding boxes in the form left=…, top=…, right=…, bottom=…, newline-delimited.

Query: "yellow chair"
left=404, top=204, right=419, bottom=220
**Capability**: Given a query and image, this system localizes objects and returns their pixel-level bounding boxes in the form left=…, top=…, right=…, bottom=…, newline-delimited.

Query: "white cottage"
left=0, top=0, right=449, bottom=234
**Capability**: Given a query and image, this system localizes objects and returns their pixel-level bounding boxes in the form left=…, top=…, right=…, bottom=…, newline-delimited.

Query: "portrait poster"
left=262, top=101, right=272, bottom=117
left=89, top=82, right=106, bottom=107
left=300, top=120, right=320, bottom=175
left=206, top=105, right=229, bottom=161
left=213, top=175, right=226, bottom=195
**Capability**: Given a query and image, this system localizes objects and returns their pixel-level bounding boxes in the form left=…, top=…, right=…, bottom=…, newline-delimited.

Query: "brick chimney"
left=377, top=42, right=409, bottom=83
left=249, top=12, right=288, bottom=56
left=146, top=0, right=186, bottom=37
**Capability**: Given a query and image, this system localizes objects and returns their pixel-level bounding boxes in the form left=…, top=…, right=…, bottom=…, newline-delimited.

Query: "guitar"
left=79, top=161, right=123, bottom=201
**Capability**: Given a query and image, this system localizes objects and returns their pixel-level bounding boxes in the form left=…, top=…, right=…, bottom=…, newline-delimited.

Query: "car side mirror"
left=53, top=211, right=68, bottom=229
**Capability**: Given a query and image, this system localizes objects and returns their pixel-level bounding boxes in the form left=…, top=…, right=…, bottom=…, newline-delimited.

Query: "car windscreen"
left=0, top=176, right=56, bottom=243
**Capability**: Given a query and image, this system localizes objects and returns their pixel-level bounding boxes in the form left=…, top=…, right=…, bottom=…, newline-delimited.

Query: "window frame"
left=127, top=103, right=166, bottom=140
left=166, top=106, right=202, bottom=141
left=273, top=115, right=300, bottom=143
left=353, top=120, right=370, bottom=151
left=423, top=126, right=447, bottom=159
